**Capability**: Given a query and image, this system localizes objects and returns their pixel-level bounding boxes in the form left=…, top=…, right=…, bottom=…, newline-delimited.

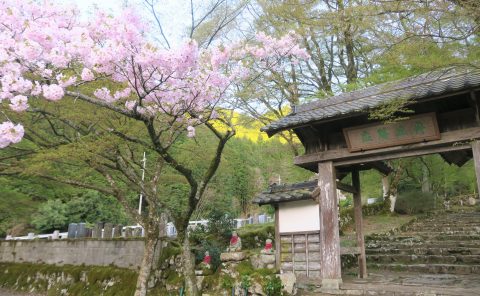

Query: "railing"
left=5, top=213, right=273, bottom=241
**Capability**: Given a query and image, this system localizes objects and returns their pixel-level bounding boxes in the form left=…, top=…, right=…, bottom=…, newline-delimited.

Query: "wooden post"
left=275, top=205, right=281, bottom=270
left=352, top=170, right=367, bottom=278
left=473, top=141, right=480, bottom=197
left=318, top=161, right=342, bottom=289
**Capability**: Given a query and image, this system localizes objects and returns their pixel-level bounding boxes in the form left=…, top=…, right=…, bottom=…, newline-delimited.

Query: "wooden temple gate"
left=260, top=68, right=480, bottom=289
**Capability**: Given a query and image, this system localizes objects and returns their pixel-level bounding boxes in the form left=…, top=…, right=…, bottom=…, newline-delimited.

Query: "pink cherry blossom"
left=94, top=87, right=115, bottom=102
left=125, top=100, right=136, bottom=110
left=42, top=84, right=65, bottom=101
left=0, top=0, right=309, bottom=147
left=0, top=122, right=24, bottom=148
left=187, top=126, right=195, bottom=138
left=81, top=68, right=95, bottom=81
left=9, top=95, right=29, bottom=112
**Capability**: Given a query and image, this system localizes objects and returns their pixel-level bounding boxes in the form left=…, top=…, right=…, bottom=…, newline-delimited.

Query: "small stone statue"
left=227, top=231, right=242, bottom=252
left=201, top=251, right=211, bottom=269
left=261, top=238, right=274, bottom=254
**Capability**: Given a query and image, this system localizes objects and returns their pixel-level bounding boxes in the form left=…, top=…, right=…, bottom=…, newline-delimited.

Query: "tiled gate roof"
left=253, top=180, right=317, bottom=205
left=261, top=67, right=480, bottom=136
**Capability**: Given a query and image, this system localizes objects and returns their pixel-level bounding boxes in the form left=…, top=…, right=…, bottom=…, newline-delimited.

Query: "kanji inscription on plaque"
left=343, top=113, right=440, bottom=152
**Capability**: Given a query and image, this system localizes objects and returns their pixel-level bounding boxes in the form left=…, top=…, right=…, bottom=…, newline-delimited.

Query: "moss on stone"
left=158, top=244, right=181, bottom=265
left=0, top=262, right=137, bottom=296
left=165, top=269, right=183, bottom=286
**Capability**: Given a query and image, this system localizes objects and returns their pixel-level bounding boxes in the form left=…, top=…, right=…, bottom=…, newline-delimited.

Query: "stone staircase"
left=299, top=211, right=480, bottom=295
left=366, top=211, right=480, bottom=275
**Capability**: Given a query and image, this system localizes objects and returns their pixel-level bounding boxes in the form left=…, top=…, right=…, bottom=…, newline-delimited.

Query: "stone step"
left=368, top=263, right=480, bottom=274
left=367, top=254, right=480, bottom=265
left=366, top=247, right=480, bottom=256
left=405, top=226, right=480, bottom=232
left=367, top=234, right=480, bottom=242
left=402, top=231, right=480, bottom=236
left=410, top=220, right=480, bottom=225
left=367, top=240, right=480, bottom=250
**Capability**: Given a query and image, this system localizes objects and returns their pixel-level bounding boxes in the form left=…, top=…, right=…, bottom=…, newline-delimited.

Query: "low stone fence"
left=0, top=239, right=145, bottom=270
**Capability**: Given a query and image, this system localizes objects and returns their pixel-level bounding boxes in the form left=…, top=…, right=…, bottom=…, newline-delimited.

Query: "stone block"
left=260, top=254, right=276, bottom=264
left=468, top=197, right=477, bottom=206
left=220, top=252, right=245, bottom=262
left=278, top=273, right=297, bottom=295
left=321, top=278, right=342, bottom=290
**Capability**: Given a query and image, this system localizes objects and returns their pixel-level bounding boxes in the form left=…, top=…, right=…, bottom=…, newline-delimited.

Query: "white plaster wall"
left=278, top=199, right=320, bottom=233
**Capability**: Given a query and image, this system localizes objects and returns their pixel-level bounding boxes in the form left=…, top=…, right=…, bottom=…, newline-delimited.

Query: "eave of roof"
left=253, top=180, right=317, bottom=205
left=261, top=67, right=480, bottom=137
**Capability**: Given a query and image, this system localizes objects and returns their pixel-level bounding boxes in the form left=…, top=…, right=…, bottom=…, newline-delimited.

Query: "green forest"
left=0, top=127, right=477, bottom=237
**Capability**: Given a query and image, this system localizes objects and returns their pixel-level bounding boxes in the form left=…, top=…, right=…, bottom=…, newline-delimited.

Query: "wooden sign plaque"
left=343, top=113, right=440, bottom=152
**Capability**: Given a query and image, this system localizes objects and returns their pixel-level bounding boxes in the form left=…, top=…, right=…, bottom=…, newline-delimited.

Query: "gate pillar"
left=318, top=161, right=342, bottom=289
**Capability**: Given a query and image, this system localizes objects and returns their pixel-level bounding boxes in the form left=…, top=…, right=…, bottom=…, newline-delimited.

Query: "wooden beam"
left=368, top=161, right=392, bottom=176
left=275, top=205, right=281, bottom=270
left=318, top=161, right=342, bottom=288
left=473, top=141, right=480, bottom=198
left=470, top=91, right=480, bottom=123
left=295, top=127, right=480, bottom=168
left=336, top=181, right=358, bottom=194
left=352, top=170, right=367, bottom=279
left=335, top=144, right=472, bottom=167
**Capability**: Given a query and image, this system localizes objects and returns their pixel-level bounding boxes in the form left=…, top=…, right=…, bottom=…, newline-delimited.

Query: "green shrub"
left=264, top=276, right=283, bottom=296
left=395, top=191, right=438, bottom=214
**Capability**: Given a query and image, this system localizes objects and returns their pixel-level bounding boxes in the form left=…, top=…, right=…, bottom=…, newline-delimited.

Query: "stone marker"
left=86, top=228, right=92, bottom=238
left=113, top=225, right=122, bottom=237
left=27, top=233, right=35, bottom=240
left=77, top=223, right=86, bottom=238
left=92, top=222, right=103, bottom=238
left=67, top=223, right=77, bottom=239
left=52, top=230, right=60, bottom=240
left=133, top=227, right=142, bottom=237
left=104, top=223, right=113, bottom=239
left=253, top=214, right=259, bottom=224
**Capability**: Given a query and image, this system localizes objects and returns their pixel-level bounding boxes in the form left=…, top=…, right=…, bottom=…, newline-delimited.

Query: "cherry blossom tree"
left=0, top=1, right=308, bottom=295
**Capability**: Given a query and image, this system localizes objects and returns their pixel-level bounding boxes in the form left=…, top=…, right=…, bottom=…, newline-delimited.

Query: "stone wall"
left=0, top=239, right=145, bottom=270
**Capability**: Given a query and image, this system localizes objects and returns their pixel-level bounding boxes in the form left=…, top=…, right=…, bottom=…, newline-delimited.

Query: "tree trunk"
left=421, top=159, right=431, bottom=193
left=383, top=161, right=404, bottom=213
left=382, top=176, right=390, bottom=201
left=134, top=233, right=159, bottom=296
left=181, top=233, right=199, bottom=296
